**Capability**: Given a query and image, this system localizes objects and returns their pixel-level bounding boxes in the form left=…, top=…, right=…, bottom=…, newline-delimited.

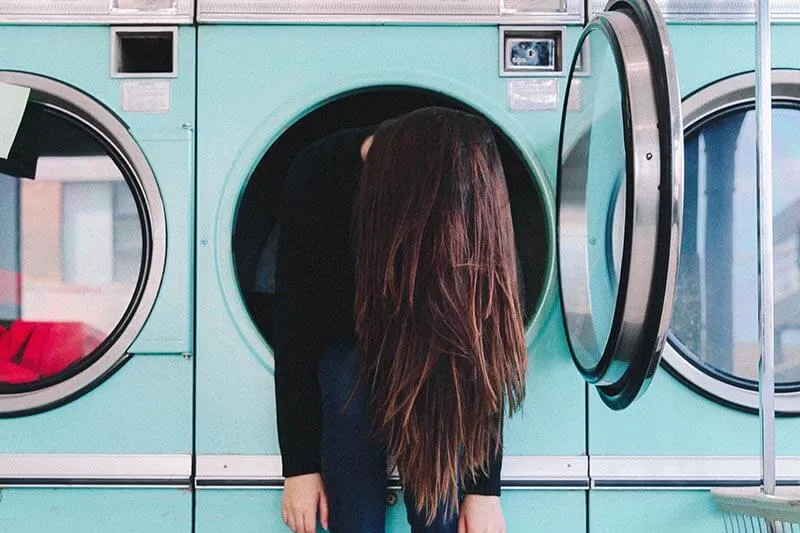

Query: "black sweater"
left=273, top=126, right=501, bottom=495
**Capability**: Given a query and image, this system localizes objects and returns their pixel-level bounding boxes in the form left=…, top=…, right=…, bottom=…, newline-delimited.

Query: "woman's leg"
left=318, top=343, right=387, bottom=532
left=402, top=487, right=459, bottom=533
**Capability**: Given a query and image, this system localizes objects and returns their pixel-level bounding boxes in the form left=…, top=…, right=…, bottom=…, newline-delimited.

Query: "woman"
left=274, top=107, right=527, bottom=533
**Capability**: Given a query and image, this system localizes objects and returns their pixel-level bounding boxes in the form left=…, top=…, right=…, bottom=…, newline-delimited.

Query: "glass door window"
left=0, top=72, right=165, bottom=415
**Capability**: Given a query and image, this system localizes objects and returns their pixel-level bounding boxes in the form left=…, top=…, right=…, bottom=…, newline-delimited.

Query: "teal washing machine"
left=194, top=0, right=688, bottom=531
left=582, top=2, right=800, bottom=532
left=0, top=2, right=195, bottom=531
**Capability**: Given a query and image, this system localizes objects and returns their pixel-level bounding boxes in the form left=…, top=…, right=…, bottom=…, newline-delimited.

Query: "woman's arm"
left=273, top=149, right=328, bottom=477
left=459, top=415, right=505, bottom=532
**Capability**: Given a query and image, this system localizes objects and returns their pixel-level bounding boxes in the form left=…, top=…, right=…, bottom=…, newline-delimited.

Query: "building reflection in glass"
left=673, top=107, right=800, bottom=386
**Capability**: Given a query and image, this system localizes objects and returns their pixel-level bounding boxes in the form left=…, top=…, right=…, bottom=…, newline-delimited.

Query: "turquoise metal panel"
left=129, top=132, right=195, bottom=355
left=196, top=490, right=330, bottom=532
left=590, top=491, right=722, bottom=533
left=588, top=23, right=800, bottom=457
left=196, top=489, right=585, bottom=533
left=0, top=488, right=191, bottom=533
left=501, top=490, right=586, bottom=532
left=590, top=370, right=763, bottom=454
left=196, top=24, right=585, bottom=458
left=0, top=356, right=191, bottom=453
left=504, top=315, right=586, bottom=456
left=589, top=363, right=800, bottom=455
left=0, top=26, right=196, bottom=137
left=0, top=26, right=196, bottom=355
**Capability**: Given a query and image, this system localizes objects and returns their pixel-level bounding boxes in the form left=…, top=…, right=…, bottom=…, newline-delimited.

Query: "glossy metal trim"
left=590, top=0, right=800, bottom=22
left=501, top=455, right=589, bottom=487
left=0, top=72, right=167, bottom=416
left=0, top=0, right=193, bottom=23
left=197, top=0, right=581, bottom=23
left=0, top=15, right=192, bottom=23
left=195, top=455, right=800, bottom=489
left=662, top=70, right=800, bottom=415
left=197, top=0, right=583, bottom=22
left=195, top=455, right=589, bottom=488
left=590, top=456, right=800, bottom=488
left=0, top=454, right=191, bottom=486
left=196, top=13, right=583, bottom=23
left=755, top=0, right=776, bottom=496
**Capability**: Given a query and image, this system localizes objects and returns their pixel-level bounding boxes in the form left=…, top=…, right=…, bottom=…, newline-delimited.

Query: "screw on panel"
left=386, top=491, right=398, bottom=506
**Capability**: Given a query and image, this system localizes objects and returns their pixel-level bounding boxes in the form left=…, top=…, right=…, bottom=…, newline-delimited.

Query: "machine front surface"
left=195, top=15, right=589, bottom=530
left=0, top=17, right=194, bottom=531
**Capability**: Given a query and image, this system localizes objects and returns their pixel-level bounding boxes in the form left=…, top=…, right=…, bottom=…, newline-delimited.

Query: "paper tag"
left=567, top=79, right=583, bottom=111
left=0, top=81, right=31, bottom=159
left=122, top=80, right=171, bottom=113
left=508, top=79, right=559, bottom=112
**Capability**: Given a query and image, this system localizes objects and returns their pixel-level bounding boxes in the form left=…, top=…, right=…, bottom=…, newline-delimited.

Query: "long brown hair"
left=353, top=106, right=527, bottom=523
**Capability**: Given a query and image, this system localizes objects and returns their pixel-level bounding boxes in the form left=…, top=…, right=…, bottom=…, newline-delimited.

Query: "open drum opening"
left=231, top=88, right=550, bottom=347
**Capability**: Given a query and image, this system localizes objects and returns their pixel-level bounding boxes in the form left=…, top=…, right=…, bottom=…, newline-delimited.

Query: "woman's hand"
left=282, top=473, right=329, bottom=532
left=458, top=494, right=506, bottom=533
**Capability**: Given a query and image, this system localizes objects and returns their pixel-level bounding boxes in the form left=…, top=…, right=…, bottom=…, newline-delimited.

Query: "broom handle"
left=756, top=0, right=776, bottom=497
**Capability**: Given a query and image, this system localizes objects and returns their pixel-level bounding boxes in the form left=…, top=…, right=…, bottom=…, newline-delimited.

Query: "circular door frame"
left=0, top=71, right=166, bottom=416
left=557, top=0, right=683, bottom=409
left=662, top=69, right=800, bottom=415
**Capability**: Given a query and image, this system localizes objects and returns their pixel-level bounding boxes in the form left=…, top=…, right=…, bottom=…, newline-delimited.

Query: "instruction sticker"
left=507, top=79, right=559, bottom=112
left=122, top=80, right=171, bottom=113
left=0, top=81, right=31, bottom=159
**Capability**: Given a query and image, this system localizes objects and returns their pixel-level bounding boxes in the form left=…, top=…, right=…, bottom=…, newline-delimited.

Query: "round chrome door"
left=557, top=0, right=683, bottom=409
left=664, top=70, right=800, bottom=414
left=0, top=72, right=166, bottom=415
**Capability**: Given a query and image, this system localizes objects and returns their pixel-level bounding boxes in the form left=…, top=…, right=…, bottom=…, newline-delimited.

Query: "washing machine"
left=0, top=2, right=194, bottom=531
left=581, top=3, right=800, bottom=532
left=193, top=0, right=690, bottom=531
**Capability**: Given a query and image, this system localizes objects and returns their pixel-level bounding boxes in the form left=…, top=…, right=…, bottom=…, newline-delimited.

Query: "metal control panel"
left=197, top=0, right=584, bottom=24
left=0, top=0, right=193, bottom=23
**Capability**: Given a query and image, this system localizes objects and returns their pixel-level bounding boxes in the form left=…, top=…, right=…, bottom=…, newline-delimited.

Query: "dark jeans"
left=318, top=343, right=459, bottom=533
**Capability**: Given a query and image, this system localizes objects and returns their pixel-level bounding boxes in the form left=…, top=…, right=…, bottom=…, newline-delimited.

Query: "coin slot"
left=500, top=27, right=565, bottom=77
left=111, top=27, right=177, bottom=78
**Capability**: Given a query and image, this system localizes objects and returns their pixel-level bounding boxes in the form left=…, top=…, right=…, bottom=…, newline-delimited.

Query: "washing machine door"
left=557, top=0, right=683, bottom=409
left=0, top=72, right=166, bottom=415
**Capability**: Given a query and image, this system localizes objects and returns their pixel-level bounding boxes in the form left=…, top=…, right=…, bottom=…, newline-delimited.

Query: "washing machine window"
left=557, top=0, right=683, bottom=409
left=233, top=89, right=551, bottom=350
left=663, top=70, right=800, bottom=414
left=0, top=72, right=165, bottom=416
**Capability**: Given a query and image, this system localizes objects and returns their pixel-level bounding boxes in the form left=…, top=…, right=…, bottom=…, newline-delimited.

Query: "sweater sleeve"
left=273, top=148, right=327, bottom=478
left=462, top=416, right=503, bottom=496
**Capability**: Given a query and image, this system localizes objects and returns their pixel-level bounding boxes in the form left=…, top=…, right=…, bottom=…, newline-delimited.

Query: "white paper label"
left=507, top=79, right=558, bottom=111
left=0, top=81, right=31, bottom=159
left=567, top=79, right=583, bottom=111
left=122, top=80, right=171, bottom=113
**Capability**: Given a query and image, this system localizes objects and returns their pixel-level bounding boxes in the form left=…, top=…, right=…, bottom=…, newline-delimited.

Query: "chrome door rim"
left=663, top=69, right=800, bottom=414
left=0, top=71, right=166, bottom=416
left=557, top=0, right=683, bottom=409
